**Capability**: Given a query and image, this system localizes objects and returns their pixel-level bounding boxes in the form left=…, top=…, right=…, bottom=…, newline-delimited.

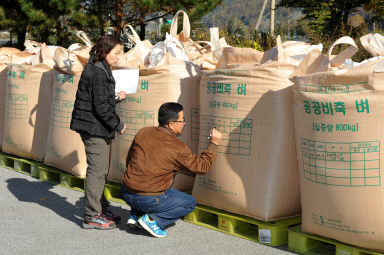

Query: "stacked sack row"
left=0, top=11, right=217, bottom=189
left=193, top=31, right=384, bottom=252
left=0, top=33, right=91, bottom=176
left=1, top=8, right=384, bottom=252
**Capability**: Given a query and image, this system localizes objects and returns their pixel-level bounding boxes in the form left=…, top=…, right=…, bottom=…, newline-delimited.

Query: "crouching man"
left=121, top=102, right=222, bottom=237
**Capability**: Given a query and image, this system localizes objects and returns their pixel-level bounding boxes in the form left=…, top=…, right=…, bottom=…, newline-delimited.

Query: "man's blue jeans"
left=121, top=185, right=196, bottom=229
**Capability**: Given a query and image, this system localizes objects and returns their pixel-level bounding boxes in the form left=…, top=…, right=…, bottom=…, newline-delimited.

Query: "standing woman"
left=70, top=35, right=127, bottom=230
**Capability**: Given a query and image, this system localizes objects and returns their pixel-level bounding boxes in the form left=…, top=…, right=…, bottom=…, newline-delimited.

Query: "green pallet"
left=288, top=225, right=384, bottom=255
left=0, top=152, right=41, bottom=177
left=104, top=182, right=125, bottom=204
left=184, top=204, right=301, bottom=246
left=0, top=152, right=128, bottom=204
left=39, top=165, right=85, bottom=192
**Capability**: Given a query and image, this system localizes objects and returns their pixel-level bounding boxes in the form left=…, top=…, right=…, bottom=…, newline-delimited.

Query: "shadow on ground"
left=6, top=177, right=131, bottom=232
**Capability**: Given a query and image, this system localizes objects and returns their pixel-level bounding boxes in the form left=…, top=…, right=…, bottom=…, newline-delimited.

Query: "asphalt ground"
left=0, top=166, right=297, bottom=255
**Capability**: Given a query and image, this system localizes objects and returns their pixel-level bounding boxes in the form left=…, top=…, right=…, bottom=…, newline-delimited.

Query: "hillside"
left=202, top=0, right=302, bottom=31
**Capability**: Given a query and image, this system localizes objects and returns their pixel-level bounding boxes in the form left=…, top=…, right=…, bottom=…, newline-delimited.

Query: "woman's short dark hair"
left=90, top=35, right=121, bottom=63
left=158, top=102, right=183, bottom=126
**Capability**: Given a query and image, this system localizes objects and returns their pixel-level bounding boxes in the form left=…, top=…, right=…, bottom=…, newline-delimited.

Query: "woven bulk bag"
left=192, top=39, right=300, bottom=221
left=108, top=52, right=201, bottom=192
left=2, top=44, right=54, bottom=160
left=293, top=36, right=384, bottom=252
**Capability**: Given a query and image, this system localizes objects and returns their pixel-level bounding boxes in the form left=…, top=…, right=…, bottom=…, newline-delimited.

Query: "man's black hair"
left=158, top=102, right=183, bottom=126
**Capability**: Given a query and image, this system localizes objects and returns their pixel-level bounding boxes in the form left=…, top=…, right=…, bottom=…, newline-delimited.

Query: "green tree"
left=226, top=17, right=247, bottom=40
left=365, top=0, right=384, bottom=17
left=277, top=0, right=384, bottom=62
left=0, top=0, right=99, bottom=48
left=364, top=0, right=384, bottom=31
left=0, top=0, right=29, bottom=49
left=278, top=0, right=367, bottom=37
left=85, top=0, right=223, bottom=40
left=2, top=0, right=222, bottom=48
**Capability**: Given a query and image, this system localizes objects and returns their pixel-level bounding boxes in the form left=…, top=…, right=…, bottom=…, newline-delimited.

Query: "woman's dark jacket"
left=70, top=56, right=124, bottom=139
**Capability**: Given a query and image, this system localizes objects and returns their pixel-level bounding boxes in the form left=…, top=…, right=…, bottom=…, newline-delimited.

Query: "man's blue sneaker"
left=138, top=214, right=167, bottom=238
left=127, top=213, right=142, bottom=229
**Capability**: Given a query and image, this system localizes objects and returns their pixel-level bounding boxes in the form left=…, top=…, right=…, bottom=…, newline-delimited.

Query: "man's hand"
left=117, top=91, right=126, bottom=101
left=119, top=124, right=127, bottom=135
left=209, top=127, right=222, bottom=145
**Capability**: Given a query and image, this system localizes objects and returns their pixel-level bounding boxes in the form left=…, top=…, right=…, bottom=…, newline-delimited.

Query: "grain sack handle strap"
left=189, top=41, right=212, bottom=55
left=124, top=25, right=141, bottom=45
left=24, top=40, right=41, bottom=49
left=210, top=27, right=220, bottom=52
left=272, top=35, right=291, bottom=62
left=194, top=41, right=211, bottom=48
left=210, top=27, right=224, bottom=59
left=327, top=36, right=358, bottom=67
left=76, top=31, right=93, bottom=48
left=170, top=10, right=191, bottom=38
left=187, top=28, right=221, bottom=55
left=360, top=33, right=384, bottom=57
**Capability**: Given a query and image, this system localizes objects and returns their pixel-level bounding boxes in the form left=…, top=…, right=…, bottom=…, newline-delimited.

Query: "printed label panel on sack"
left=116, top=108, right=154, bottom=142
left=303, top=99, right=370, bottom=116
left=50, top=99, right=74, bottom=128
left=140, top=80, right=149, bottom=91
left=7, top=69, right=28, bottom=120
left=191, top=108, right=200, bottom=141
left=312, top=122, right=360, bottom=133
left=7, top=69, right=26, bottom=80
left=50, top=71, right=75, bottom=129
left=296, top=81, right=368, bottom=94
left=54, top=70, right=74, bottom=84
left=206, top=81, right=247, bottom=97
left=196, top=175, right=238, bottom=196
left=192, top=108, right=253, bottom=156
left=6, top=94, right=28, bottom=119
left=112, top=160, right=126, bottom=173
left=311, top=213, right=376, bottom=237
left=301, top=138, right=381, bottom=187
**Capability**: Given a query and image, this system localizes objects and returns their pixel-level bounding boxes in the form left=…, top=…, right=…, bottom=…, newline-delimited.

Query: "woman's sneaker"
left=138, top=214, right=167, bottom=238
left=102, top=209, right=121, bottom=224
left=127, top=213, right=142, bottom=229
left=83, top=213, right=117, bottom=230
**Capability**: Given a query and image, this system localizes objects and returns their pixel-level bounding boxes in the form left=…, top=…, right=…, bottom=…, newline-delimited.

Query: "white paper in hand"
left=112, top=69, right=139, bottom=95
